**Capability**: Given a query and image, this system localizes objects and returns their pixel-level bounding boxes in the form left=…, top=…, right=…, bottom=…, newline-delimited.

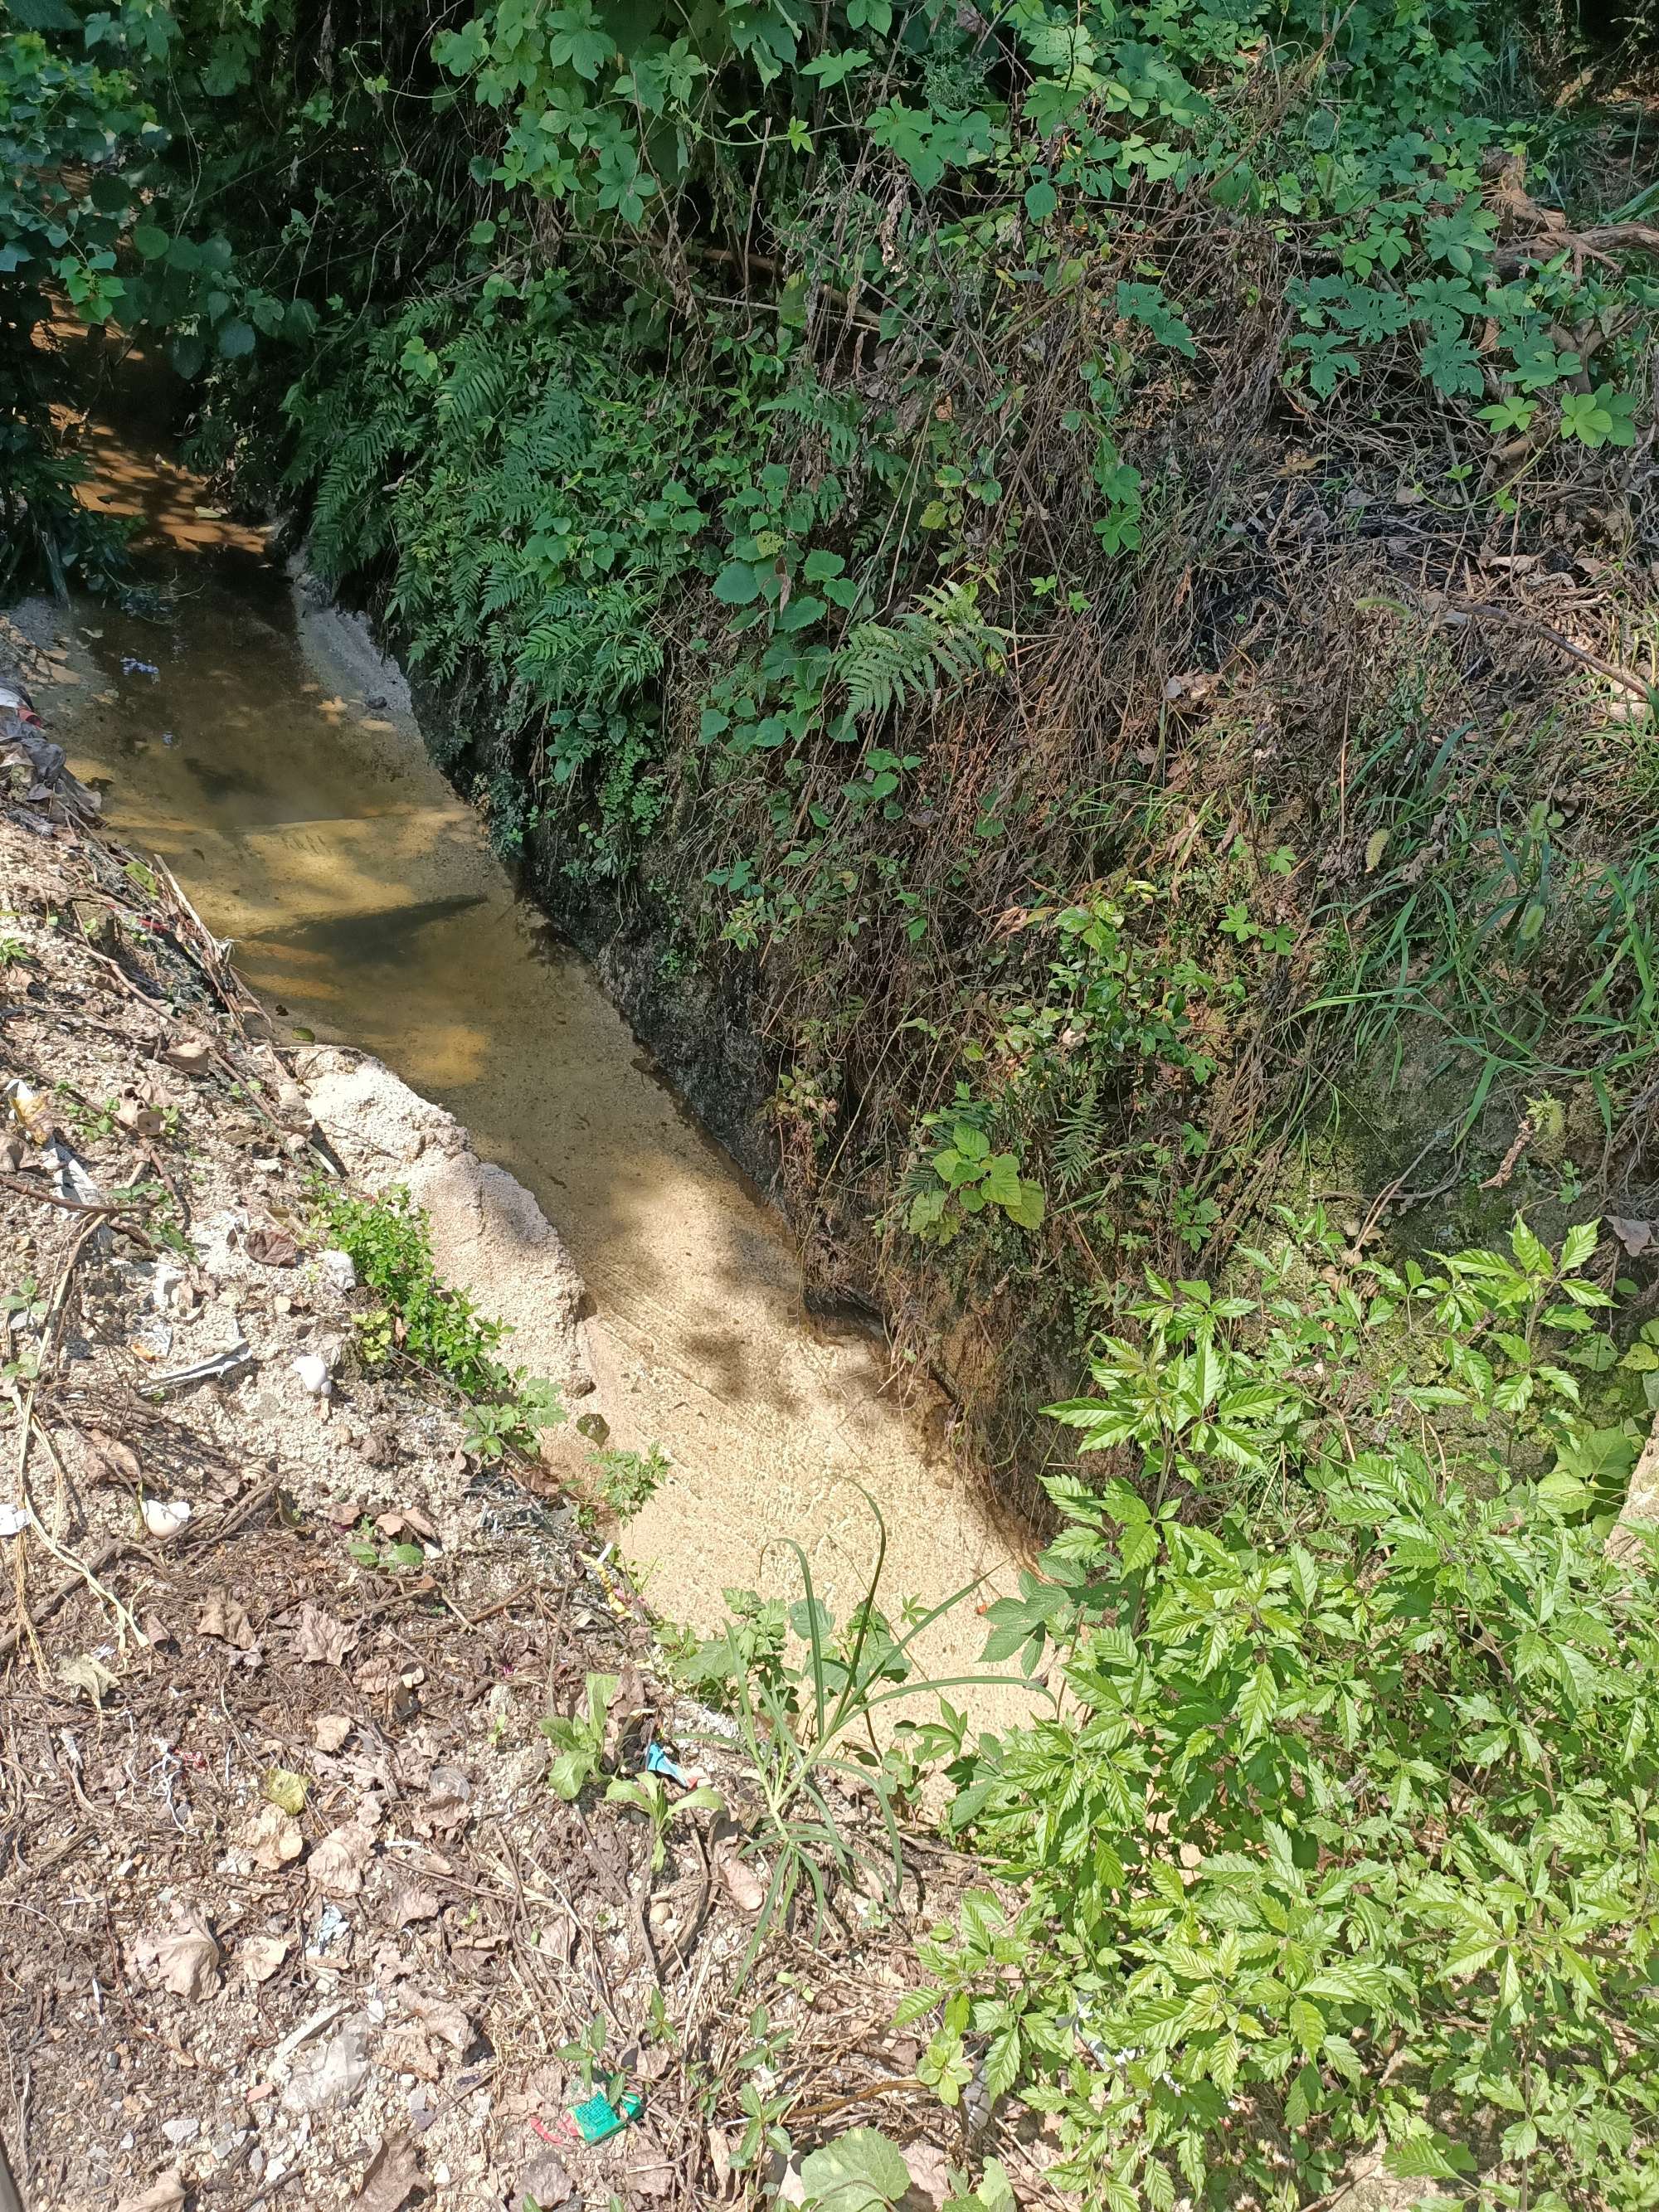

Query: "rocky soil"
left=0, top=704, right=1007, bottom=2212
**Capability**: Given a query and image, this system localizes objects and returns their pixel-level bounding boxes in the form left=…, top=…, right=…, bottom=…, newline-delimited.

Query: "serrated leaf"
left=891, top=1986, right=941, bottom=2030
left=799, top=2127, right=912, bottom=2210
left=1236, top=1660, right=1278, bottom=1743
left=1560, top=1220, right=1600, bottom=1271
left=1384, top=2132, right=1475, bottom=2181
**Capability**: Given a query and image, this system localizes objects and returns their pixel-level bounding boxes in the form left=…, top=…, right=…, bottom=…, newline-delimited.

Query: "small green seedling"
left=541, top=1670, right=617, bottom=1800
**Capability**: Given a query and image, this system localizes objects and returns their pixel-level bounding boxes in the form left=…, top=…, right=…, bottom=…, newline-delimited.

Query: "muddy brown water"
left=10, top=374, right=1026, bottom=1719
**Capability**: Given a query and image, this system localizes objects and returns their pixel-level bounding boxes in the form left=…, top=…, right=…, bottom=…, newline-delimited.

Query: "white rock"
left=160, top=2118, right=199, bottom=2149
left=291, top=1352, right=332, bottom=1398
left=142, top=1499, right=192, bottom=1541
left=317, top=1249, right=357, bottom=1296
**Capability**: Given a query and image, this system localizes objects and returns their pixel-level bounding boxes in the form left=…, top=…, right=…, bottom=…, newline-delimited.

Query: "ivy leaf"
left=216, top=318, right=255, bottom=359
left=1418, top=334, right=1483, bottom=396
left=1559, top=384, right=1637, bottom=450
left=546, top=3, right=614, bottom=80
left=1024, top=175, right=1058, bottom=221
left=1477, top=392, right=1535, bottom=435
left=1117, top=280, right=1195, bottom=357
left=131, top=223, right=169, bottom=260
left=801, top=46, right=872, bottom=86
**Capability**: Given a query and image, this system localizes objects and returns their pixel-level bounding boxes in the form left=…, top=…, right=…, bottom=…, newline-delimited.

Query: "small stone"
left=432, top=2165, right=450, bottom=2187
left=160, top=2118, right=199, bottom=2149
left=291, top=1352, right=331, bottom=1398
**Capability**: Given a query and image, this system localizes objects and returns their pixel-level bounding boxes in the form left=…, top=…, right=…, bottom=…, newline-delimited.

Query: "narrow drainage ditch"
left=9, top=352, right=1025, bottom=1713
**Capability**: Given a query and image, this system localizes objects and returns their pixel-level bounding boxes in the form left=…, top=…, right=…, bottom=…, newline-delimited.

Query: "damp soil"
left=7, top=351, right=1024, bottom=1707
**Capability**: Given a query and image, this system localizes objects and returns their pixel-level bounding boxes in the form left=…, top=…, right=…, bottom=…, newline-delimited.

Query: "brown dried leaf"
left=197, top=1587, right=256, bottom=1650
left=240, top=1935, right=291, bottom=1986
left=902, top=2143, right=952, bottom=2208
left=239, top=1802, right=304, bottom=1873
left=415, top=1763, right=470, bottom=1836
left=603, top=1662, right=647, bottom=1761
left=623, top=2137, right=676, bottom=2200
left=309, top=1814, right=377, bottom=1897
left=116, top=2171, right=187, bottom=2212
left=403, top=1985, right=470, bottom=2052
left=292, top=1602, right=355, bottom=1666
left=373, top=1504, right=439, bottom=1543
left=248, top=1223, right=301, bottom=1267
left=115, top=1092, right=163, bottom=1138
left=518, top=2151, right=574, bottom=2208
left=355, top=2129, right=427, bottom=2212
left=377, top=2025, right=440, bottom=2081
left=314, top=1712, right=353, bottom=1753
left=163, top=1034, right=212, bottom=1072
left=390, top=1877, right=441, bottom=1928
left=135, top=1914, right=221, bottom=1999
left=85, top=1428, right=143, bottom=1487
left=1612, top=1215, right=1653, bottom=1258
left=718, top=1851, right=766, bottom=1914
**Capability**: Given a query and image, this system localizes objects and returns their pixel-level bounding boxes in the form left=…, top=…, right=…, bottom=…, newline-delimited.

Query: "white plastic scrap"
left=316, top=1249, right=357, bottom=1296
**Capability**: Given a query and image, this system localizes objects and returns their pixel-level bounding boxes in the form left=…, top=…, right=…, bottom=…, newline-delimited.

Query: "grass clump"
left=314, top=1185, right=563, bottom=1449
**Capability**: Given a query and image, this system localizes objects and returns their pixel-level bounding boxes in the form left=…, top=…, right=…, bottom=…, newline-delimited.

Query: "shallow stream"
left=11, top=364, right=1022, bottom=1704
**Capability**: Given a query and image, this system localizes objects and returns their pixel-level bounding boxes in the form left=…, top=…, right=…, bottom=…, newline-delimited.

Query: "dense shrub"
left=909, top=1221, right=1659, bottom=2206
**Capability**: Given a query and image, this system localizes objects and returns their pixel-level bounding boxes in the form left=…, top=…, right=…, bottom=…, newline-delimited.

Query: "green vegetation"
left=7, top=0, right=1659, bottom=1458
left=669, top=1490, right=1000, bottom=1956
left=542, top=1667, right=617, bottom=1800
left=694, top=1220, right=1659, bottom=2204
left=9, top=0, right=1659, bottom=2199
left=314, top=1184, right=563, bottom=1449
left=932, top=1218, right=1659, bottom=2206
left=587, top=1440, right=671, bottom=1520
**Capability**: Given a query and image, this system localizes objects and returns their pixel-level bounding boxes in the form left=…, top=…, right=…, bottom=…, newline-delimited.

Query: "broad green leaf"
left=799, top=2128, right=912, bottom=2210
left=713, top=560, right=760, bottom=605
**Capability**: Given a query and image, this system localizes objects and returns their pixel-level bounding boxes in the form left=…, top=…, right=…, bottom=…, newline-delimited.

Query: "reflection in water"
left=21, top=360, right=1023, bottom=1714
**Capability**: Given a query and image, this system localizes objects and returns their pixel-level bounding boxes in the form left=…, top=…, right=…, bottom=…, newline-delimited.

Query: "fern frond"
left=839, top=581, right=1006, bottom=722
